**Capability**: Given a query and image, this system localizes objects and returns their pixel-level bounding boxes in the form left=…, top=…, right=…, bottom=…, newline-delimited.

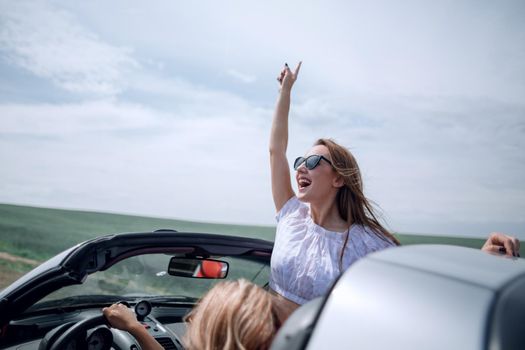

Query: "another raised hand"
left=482, top=232, right=521, bottom=257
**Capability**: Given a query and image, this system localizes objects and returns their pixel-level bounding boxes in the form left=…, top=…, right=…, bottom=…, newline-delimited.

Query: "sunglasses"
left=293, top=155, right=333, bottom=170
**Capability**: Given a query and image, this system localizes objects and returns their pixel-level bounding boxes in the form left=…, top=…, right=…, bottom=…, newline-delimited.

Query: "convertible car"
left=0, top=230, right=273, bottom=349
left=0, top=230, right=524, bottom=350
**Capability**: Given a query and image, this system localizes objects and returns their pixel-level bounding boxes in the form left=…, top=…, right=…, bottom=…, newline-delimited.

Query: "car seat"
left=270, top=297, right=324, bottom=350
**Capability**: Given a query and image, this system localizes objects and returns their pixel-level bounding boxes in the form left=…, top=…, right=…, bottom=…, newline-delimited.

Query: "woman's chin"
left=297, top=191, right=308, bottom=202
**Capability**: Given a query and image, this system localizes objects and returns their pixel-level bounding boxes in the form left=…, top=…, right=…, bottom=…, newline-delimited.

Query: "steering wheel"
left=41, top=306, right=184, bottom=350
left=41, top=314, right=109, bottom=350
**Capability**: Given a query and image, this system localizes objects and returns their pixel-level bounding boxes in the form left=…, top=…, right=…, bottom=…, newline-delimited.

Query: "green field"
left=0, top=203, right=486, bottom=289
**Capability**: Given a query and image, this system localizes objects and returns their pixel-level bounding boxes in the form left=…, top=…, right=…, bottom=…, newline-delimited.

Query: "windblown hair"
left=183, top=279, right=279, bottom=350
left=315, top=139, right=400, bottom=262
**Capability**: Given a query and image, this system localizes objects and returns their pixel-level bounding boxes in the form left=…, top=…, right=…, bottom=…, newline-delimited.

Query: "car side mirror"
left=167, top=257, right=229, bottom=279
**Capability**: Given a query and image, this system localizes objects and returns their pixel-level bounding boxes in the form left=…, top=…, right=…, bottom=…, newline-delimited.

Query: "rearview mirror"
left=167, top=257, right=229, bottom=279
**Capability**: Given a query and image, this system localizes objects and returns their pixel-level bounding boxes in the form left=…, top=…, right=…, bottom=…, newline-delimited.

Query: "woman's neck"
left=309, top=201, right=349, bottom=233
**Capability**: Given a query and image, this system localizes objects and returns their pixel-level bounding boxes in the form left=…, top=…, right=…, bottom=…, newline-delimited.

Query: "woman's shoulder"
left=275, top=196, right=308, bottom=222
left=351, top=224, right=396, bottom=249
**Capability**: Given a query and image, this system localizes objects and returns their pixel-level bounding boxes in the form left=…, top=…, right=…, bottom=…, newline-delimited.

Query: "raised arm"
left=269, top=62, right=302, bottom=212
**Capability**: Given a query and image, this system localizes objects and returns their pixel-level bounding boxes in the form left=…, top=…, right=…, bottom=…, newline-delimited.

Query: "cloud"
left=126, top=73, right=259, bottom=116
left=3, top=83, right=523, bottom=235
left=0, top=84, right=275, bottom=225
left=0, top=100, right=163, bottom=135
left=0, top=1, right=138, bottom=95
left=226, top=69, right=257, bottom=84
left=288, top=92, right=525, bottom=235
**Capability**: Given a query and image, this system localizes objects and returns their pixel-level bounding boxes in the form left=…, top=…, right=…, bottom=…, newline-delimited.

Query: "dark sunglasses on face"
left=293, top=155, right=333, bottom=170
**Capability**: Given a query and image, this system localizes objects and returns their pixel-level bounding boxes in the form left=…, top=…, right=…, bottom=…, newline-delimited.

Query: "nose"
left=296, top=163, right=307, bottom=173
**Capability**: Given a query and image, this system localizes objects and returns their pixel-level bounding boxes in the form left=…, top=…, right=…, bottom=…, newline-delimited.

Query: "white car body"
left=273, top=245, right=525, bottom=350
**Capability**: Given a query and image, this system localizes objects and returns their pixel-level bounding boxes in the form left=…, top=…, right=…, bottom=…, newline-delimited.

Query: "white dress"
left=269, top=196, right=395, bottom=305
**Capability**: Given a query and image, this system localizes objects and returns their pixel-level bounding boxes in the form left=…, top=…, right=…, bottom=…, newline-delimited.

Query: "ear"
left=332, top=174, right=344, bottom=188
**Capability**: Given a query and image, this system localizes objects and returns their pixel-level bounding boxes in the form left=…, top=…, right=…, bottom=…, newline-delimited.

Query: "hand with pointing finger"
left=277, top=61, right=302, bottom=93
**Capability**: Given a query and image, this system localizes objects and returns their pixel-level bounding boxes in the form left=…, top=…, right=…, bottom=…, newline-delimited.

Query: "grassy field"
left=0, top=203, right=486, bottom=289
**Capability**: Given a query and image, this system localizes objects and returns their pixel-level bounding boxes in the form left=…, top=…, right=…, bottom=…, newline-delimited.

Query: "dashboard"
left=1, top=302, right=192, bottom=350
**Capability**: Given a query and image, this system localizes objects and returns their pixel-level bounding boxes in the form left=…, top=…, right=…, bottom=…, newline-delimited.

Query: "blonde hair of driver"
left=183, top=279, right=278, bottom=350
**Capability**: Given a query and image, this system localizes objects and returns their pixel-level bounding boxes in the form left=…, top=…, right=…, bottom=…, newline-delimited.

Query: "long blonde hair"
left=315, top=139, right=400, bottom=260
left=184, top=279, right=279, bottom=350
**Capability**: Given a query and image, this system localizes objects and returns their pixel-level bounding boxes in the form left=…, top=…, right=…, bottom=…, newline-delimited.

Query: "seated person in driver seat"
left=104, top=279, right=280, bottom=350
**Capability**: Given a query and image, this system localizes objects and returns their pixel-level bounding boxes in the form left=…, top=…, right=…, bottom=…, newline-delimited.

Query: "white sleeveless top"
left=269, top=196, right=395, bottom=305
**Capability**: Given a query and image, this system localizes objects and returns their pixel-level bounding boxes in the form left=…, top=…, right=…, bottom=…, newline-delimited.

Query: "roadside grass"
left=0, top=259, right=37, bottom=289
left=0, top=203, right=486, bottom=289
left=0, top=203, right=276, bottom=260
left=0, top=259, right=36, bottom=274
left=395, top=232, right=484, bottom=249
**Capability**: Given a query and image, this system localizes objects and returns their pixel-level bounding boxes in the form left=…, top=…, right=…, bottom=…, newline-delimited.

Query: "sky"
left=0, top=0, right=524, bottom=238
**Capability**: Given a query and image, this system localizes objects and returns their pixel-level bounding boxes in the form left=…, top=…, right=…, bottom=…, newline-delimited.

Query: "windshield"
left=29, top=253, right=270, bottom=311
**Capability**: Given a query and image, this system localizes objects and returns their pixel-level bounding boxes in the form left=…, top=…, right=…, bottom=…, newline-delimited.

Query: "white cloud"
left=226, top=69, right=257, bottom=84
left=288, top=92, right=525, bottom=235
left=1, top=84, right=524, bottom=235
left=0, top=100, right=163, bottom=135
left=127, top=73, right=259, bottom=116
left=0, top=85, right=275, bottom=225
left=0, top=1, right=138, bottom=95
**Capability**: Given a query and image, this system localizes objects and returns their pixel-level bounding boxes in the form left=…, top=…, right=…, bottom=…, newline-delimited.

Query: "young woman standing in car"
left=268, top=62, right=399, bottom=314
left=268, top=62, right=520, bottom=316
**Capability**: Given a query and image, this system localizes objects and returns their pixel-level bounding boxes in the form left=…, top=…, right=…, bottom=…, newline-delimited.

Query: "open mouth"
left=298, top=178, right=311, bottom=190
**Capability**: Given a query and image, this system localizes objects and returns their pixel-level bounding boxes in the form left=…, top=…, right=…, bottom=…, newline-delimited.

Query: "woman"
left=103, top=279, right=279, bottom=350
left=268, top=62, right=520, bottom=313
left=269, top=62, right=399, bottom=312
